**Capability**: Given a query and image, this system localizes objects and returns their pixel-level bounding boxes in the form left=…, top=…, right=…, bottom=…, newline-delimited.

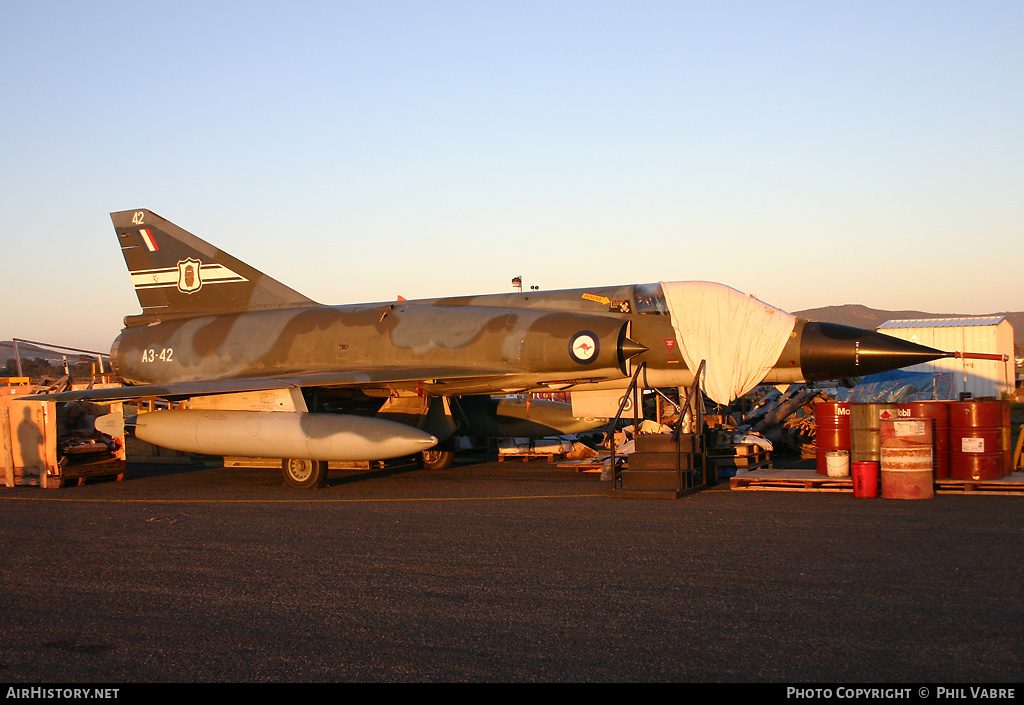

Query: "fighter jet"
left=44, top=209, right=950, bottom=487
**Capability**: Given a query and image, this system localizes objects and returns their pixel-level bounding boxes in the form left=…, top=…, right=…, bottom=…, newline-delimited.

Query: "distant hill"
left=794, top=305, right=1024, bottom=352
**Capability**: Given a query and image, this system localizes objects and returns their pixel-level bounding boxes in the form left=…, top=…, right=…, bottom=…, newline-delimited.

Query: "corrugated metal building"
left=877, top=317, right=1015, bottom=399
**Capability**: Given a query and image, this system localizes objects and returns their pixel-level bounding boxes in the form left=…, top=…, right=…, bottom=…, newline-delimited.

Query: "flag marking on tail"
left=138, top=228, right=159, bottom=251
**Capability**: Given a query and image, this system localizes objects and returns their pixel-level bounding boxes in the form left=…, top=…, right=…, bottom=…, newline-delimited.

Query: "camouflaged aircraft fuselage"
left=113, top=285, right=812, bottom=398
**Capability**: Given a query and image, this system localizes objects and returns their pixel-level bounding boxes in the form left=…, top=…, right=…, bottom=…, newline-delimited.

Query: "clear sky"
left=2, top=1, right=1022, bottom=354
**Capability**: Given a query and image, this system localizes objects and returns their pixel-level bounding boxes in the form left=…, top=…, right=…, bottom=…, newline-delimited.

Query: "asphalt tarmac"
left=1, top=455, right=1021, bottom=684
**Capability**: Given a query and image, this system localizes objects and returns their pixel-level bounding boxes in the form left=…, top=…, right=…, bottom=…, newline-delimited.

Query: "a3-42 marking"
left=141, top=348, right=173, bottom=363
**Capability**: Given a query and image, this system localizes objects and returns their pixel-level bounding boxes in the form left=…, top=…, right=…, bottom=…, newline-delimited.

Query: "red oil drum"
left=880, top=418, right=934, bottom=499
left=898, top=401, right=951, bottom=479
left=815, top=401, right=851, bottom=475
left=1003, top=402, right=1012, bottom=476
left=851, top=461, right=879, bottom=498
left=949, top=401, right=1005, bottom=481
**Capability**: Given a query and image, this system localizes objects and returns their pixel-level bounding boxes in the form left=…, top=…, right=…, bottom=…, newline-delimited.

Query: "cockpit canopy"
left=633, top=282, right=668, bottom=315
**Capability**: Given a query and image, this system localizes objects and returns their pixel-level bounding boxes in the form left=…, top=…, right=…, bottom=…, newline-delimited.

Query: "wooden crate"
left=709, top=442, right=772, bottom=473
left=2, top=390, right=125, bottom=488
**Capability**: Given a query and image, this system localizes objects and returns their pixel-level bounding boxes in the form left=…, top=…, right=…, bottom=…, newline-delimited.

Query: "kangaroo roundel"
left=569, top=331, right=599, bottom=365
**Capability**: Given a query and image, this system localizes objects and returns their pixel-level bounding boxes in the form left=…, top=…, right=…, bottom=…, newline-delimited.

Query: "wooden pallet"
left=223, top=457, right=381, bottom=470
left=709, top=444, right=772, bottom=473
left=556, top=455, right=610, bottom=473
left=935, top=474, right=1024, bottom=495
left=498, top=452, right=564, bottom=462
left=711, top=454, right=772, bottom=470
left=730, top=469, right=852, bottom=492
left=54, top=457, right=127, bottom=487
left=731, top=469, right=1024, bottom=495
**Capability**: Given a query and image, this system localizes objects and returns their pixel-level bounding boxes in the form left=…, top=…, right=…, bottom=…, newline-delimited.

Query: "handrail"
left=608, top=362, right=646, bottom=483
left=672, top=359, right=706, bottom=443
left=10, top=338, right=110, bottom=378
left=674, top=360, right=706, bottom=489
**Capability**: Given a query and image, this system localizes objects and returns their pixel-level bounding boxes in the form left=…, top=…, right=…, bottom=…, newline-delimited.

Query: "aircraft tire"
left=282, top=458, right=328, bottom=489
left=418, top=448, right=455, bottom=471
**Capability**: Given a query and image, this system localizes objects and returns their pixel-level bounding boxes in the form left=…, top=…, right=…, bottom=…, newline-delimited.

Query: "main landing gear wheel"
left=282, top=458, right=328, bottom=489
left=418, top=447, right=455, bottom=471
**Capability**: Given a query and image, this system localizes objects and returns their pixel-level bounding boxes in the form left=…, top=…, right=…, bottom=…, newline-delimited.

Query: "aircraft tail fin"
left=112, top=209, right=318, bottom=325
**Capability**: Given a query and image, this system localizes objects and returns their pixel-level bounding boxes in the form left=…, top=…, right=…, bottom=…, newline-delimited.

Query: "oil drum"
left=949, top=401, right=1005, bottom=481
left=815, top=401, right=851, bottom=474
left=897, top=401, right=951, bottom=479
left=851, top=403, right=897, bottom=463
left=1003, top=402, right=1012, bottom=475
left=880, top=418, right=934, bottom=500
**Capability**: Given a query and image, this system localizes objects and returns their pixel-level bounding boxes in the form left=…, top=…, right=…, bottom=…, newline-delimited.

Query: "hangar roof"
left=878, top=316, right=1007, bottom=329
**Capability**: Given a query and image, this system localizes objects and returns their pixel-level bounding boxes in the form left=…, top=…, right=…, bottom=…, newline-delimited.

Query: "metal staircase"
left=611, top=360, right=710, bottom=498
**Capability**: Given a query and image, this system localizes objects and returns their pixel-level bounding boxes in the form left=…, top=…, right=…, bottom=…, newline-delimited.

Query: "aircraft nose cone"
left=619, top=336, right=648, bottom=360
left=799, top=322, right=951, bottom=381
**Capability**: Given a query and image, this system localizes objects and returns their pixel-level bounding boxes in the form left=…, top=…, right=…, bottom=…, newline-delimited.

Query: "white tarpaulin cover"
left=661, top=282, right=797, bottom=405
